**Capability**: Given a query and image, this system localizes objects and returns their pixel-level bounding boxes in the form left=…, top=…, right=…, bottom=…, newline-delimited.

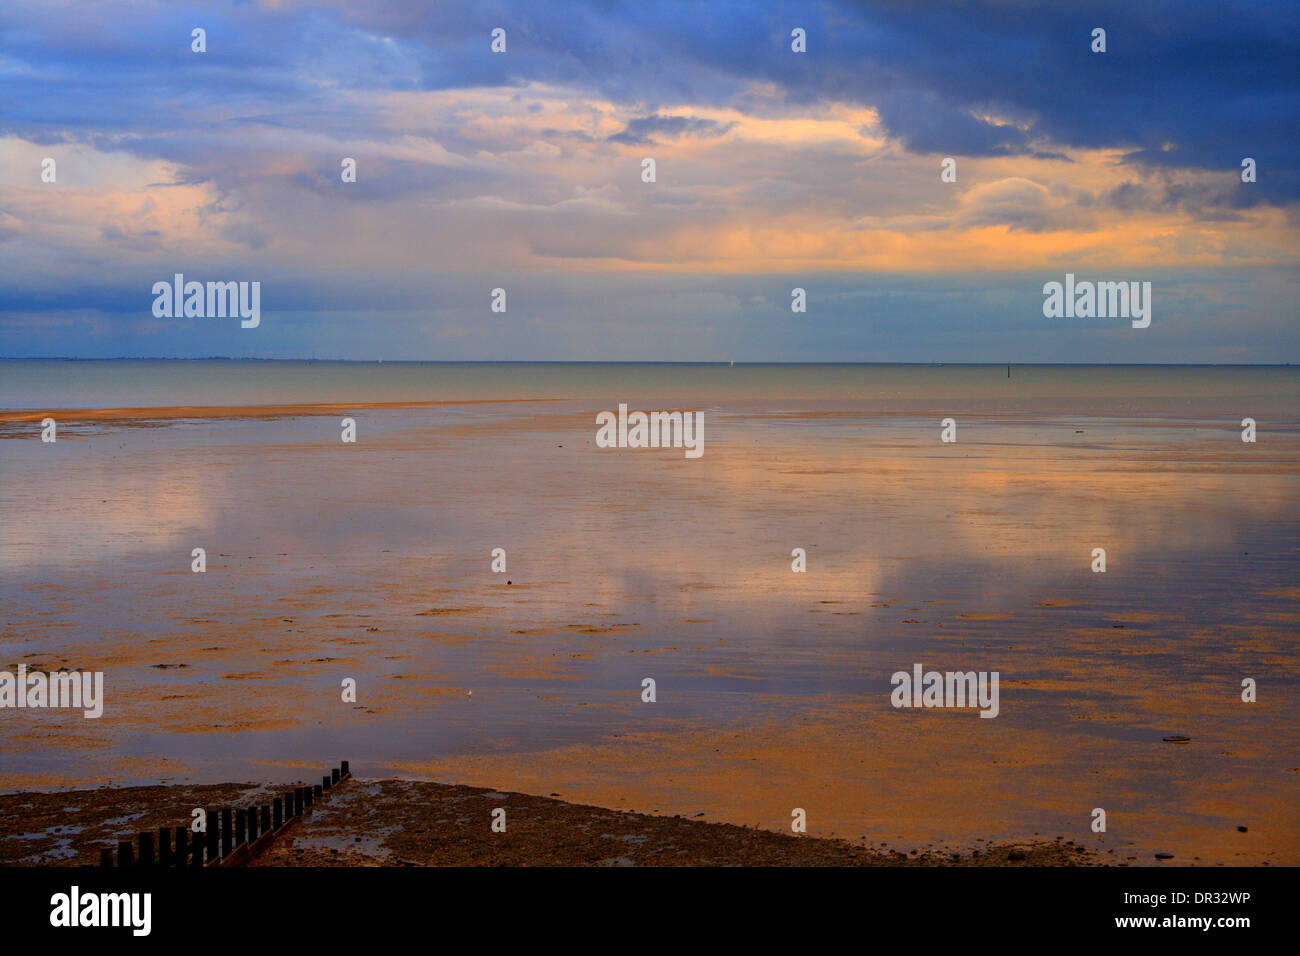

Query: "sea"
left=1, top=360, right=1297, bottom=863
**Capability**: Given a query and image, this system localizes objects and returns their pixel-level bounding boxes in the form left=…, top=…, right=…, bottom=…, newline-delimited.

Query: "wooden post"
left=138, top=831, right=154, bottom=866
left=174, top=827, right=188, bottom=866
left=235, top=809, right=246, bottom=845
left=294, top=787, right=303, bottom=816
left=206, top=819, right=218, bottom=859
left=117, top=840, right=132, bottom=867
left=322, top=775, right=331, bottom=792
left=261, top=805, right=271, bottom=833
left=332, top=767, right=340, bottom=785
left=100, top=848, right=114, bottom=867
left=341, top=760, right=349, bottom=778
left=222, top=808, right=233, bottom=858
left=248, top=806, right=259, bottom=841
left=190, top=838, right=204, bottom=868
left=273, top=797, right=283, bottom=830
left=313, top=784, right=322, bottom=802
left=304, top=787, right=313, bottom=809
left=159, top=827, right=172, bottom=866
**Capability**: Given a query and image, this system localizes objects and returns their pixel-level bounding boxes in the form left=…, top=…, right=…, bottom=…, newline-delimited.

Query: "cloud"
left=607, top=114, right=737, bottom=145
left=874, top=91, right=1032, bottom=157
left=0, top=0, right=1296, bottom=360
left=957, top=177, right=1060, bottom=232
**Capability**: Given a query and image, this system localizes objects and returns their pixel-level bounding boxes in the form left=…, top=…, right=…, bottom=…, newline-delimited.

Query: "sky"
left=0, top=0, right=1297, bottom=362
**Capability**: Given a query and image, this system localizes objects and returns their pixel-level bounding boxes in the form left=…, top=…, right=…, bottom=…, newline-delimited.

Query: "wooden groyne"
left=96, top=761, right=350, bottom=868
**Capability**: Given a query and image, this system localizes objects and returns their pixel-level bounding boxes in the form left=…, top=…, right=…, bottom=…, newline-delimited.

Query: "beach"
left=2, top=362, right=1297, bottom=866
left=0, top=777, right=1098, bottom=867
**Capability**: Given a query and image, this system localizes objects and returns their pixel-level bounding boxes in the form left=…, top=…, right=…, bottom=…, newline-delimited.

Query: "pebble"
left=1154, top=852, right=1175, bottom=859
left=1162, top=735, right=1191, bottom=743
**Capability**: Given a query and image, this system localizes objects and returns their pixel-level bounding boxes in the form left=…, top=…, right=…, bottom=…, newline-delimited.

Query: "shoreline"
left=0, top=778, right=1102, bottom=867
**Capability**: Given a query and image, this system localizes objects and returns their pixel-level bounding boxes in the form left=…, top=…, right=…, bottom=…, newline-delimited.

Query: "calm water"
left=1, top=362, right=1297, bottom=862
left=3, top=359, right=1299, bottom=415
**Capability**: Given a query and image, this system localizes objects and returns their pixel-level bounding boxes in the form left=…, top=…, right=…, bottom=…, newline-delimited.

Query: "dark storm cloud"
left=3, top=1, right=1294, bottom=198
left=607, top=115, right=737, bottom=145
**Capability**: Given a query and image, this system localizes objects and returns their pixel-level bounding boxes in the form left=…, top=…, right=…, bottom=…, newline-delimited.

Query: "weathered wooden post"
left=322, top=775, right=331, bottom=792
left=261, top=805, right=271, bottom=834
left=116, top=839, right=133, bottom=867
left=100, top=848, right=114, bottom=867
left=341, top=761, right=349, bottom=778
left=273, top=797, right=283, bottom=830
left=332, top=767, right=340, bottom=785
left=294, top=787, right=303, bottom=816
left=304, top=786, right=314, bottom=809
left=159, top=827, right=172, bottom=866
left=174, top=827, right=188, bottom=867
left=190, top=838, right=204, bottom=868
left=138, top=831, right=154, bottom=866
left=248, top=806, right=259, bottom=841
left=206, top=819, right=218, bottom=859
left=235, top=808, right=247, bottom=845
left=221, top=808, right=233, bottom=858
left=313, top=784, right=322, bottom=802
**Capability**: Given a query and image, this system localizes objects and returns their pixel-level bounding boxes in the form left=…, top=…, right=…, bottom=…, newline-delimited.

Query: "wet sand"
left=2, top=375, right=1297, bottom=866
left=0, top=778, right=1099, bottom=867
left=0, top=398, right=558, bottom=429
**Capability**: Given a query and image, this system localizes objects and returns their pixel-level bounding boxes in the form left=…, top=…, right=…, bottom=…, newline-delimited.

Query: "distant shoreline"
left=0, top=358, right=1294, bottom=367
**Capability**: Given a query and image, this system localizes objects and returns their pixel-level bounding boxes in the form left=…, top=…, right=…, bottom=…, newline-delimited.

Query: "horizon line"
left=1, top=358, right=1296, bottom=368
